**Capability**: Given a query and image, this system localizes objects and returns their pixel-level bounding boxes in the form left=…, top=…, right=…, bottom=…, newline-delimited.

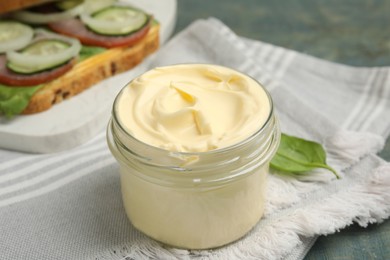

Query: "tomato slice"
left=0, top=55, right=75, bottom=86
left=47, top=17, right=151, bottom=48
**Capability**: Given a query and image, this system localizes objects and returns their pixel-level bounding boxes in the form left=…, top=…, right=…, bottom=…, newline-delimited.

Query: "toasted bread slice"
left=22, top=23, right=160, bottom=114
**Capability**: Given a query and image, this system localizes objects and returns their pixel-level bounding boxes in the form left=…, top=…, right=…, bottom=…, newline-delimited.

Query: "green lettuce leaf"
left=79, top=45, right=107, bottom=62
left=0, top=84, right=43, bottom=117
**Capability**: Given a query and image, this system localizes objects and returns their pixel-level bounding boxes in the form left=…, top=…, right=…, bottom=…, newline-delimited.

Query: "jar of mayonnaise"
left=107, top=64, right=280, bottom=249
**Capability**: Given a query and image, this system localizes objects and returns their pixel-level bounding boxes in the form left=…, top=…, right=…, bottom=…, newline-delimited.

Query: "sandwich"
left=0, top=0, right=159, bottom=116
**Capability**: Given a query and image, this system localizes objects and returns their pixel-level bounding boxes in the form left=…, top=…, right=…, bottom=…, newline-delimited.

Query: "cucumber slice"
left=0, top=21, right=34, bottom=53
left=81, top=6, right=148, bottom=36
left=7, top=39, right=72, bottom=74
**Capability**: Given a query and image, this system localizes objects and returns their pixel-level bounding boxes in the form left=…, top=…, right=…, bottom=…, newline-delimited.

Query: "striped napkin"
left=0, top=18, right=389, bottom=260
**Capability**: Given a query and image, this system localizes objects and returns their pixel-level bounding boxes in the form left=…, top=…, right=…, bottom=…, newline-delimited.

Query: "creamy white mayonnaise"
left=116, top=64, right=271, bottom=152
left=119, top=163, right=268, bottom=249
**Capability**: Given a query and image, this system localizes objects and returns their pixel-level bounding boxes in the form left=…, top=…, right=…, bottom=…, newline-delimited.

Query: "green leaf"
left=270, top=133, right=340, bottom=179
left=0, top=84, right=43, bottom=117
left=78, top=45, right=107, bottom=62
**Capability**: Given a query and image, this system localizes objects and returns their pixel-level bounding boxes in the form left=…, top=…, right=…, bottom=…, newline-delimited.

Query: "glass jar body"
left=107, top=113, right=280, bottom=249
left=119, top=157, right=268, bottom=249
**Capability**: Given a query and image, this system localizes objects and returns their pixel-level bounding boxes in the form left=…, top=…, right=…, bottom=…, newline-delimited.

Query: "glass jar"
left=107, top=68, right=280, bottom=250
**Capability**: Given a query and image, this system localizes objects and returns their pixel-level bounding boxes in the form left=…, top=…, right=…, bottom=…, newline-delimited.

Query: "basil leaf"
left=270, top=133, right=340, bottom=179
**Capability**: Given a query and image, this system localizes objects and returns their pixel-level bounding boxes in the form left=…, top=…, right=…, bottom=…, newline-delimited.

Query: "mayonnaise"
left=116, top=64, right=271, bottom=152
left=119, top=160, right=268, bottom=249
left=107, top=64, right=280, bottom=249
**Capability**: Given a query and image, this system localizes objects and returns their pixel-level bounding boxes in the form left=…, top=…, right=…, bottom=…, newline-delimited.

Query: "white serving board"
left=0, top=0, right=177, bottom=153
